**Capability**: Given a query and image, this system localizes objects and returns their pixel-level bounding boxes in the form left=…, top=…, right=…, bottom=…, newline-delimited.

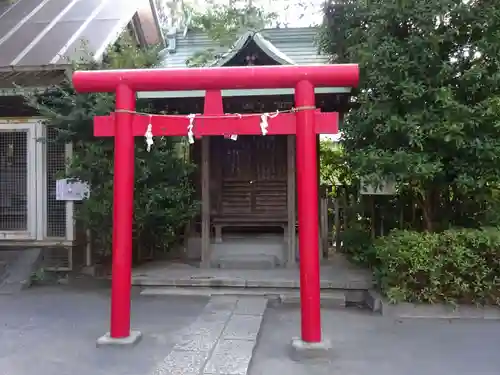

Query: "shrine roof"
left=158, top=27, right=328, bottom=68
left=139, top=27, right=351, bottom=99
left=0, top=0, right=163, bottom=89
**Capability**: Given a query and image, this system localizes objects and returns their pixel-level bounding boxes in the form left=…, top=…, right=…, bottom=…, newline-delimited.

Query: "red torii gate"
left=72, top=64, right=359, bottom=347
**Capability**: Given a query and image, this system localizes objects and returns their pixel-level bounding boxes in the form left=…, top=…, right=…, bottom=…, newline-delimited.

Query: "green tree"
left=186, top=0, right=277, bottom=66
left=321, top=0, right=500, bottom=231
left=319, top=139, right=350, bottom=188
left=24, top=34, right=198, bottom=262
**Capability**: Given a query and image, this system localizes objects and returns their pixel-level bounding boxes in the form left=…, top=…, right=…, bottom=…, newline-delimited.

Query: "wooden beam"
left=137, top=87, right=352, bottom=99
left=93, top=111, right=339, bottom=137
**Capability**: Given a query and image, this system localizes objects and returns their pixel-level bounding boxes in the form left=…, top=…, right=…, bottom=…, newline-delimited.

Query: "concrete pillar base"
left=96, top=330, right=142, bottom=347
left=290, top=337, right=332, bottom=361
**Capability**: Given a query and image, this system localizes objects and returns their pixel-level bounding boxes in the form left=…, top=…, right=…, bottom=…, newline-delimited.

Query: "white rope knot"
left=187, top=114, right=196, bottom=144
left=144, top=115, right=154, bottom=152
left=260, top=111, right=279, bottom=136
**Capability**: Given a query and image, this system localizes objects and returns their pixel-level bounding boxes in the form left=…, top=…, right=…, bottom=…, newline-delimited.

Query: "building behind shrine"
left=0, top=0, right=163, bottom=270
left=141, top=27, right=352, bottom=269
left=0, top=0, right=353, bottom=271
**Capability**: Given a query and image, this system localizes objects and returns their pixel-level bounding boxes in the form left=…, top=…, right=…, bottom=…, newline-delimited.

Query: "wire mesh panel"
left=46, top=127, right=67, bottom=238
left=0, top=131, right=28, bottom=231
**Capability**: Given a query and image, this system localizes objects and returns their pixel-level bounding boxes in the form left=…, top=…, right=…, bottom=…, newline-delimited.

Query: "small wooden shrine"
left=143, top=32, right=352, bottom=267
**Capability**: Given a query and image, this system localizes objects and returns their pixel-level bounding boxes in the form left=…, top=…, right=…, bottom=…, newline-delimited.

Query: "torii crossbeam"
left=72, top=64, right=359, bottom=348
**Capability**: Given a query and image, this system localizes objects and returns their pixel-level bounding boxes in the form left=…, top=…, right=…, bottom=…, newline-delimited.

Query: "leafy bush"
left=340, top=221, right=377, bottom=267
left=374, top=228, right=500, bottom=305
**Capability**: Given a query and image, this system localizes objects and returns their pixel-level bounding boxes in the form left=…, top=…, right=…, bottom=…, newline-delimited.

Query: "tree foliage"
left=186, top=0, right=277, bottom=66
left=24, top=35, right=199, bottom=262
left=319, top=140, right=350, bottom=189
left=321, top=0, right=500, bottom=231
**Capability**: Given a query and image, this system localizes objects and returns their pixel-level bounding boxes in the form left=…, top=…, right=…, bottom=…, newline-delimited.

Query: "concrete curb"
left=365, top=290, right=500, bottom=319
left=132, top=276, right=372, bottom=290
left=140, top=286, right=369, bottom=308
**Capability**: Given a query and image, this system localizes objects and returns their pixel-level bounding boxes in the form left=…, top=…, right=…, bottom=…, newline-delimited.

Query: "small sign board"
left=56, top=178, right=90, bottom=201
left=360, top=178, right=396, bottom=195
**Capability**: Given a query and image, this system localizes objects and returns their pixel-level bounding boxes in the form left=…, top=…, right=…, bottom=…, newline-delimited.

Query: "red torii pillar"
left=72, top=65, right=359, bottom=348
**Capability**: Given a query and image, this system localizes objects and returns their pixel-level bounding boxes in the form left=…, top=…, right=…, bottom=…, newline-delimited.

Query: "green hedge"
left=374, top=228, right=500, bottom=305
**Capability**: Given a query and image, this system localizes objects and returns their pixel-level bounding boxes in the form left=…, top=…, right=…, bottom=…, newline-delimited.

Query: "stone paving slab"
left=152, top=350, right=210, bottom=375
left=234, top=297, right=268, bottom=316
left=198, top=310, right=234, bottom=323
left=178, top=321, right=226, bottom=337
left=173, top=333, right=221, bottom=353
left=204, top=339, right=256, bottom=375
left=151, top=295, right=267, bottom=375
left=222, top=315, right=263, bottom=340
left=204, top=296, right=239, bottom=312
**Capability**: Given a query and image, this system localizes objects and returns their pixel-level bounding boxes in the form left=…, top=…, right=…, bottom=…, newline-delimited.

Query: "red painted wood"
left=72, top=63, right=360, bottom=345
left=295, top=80, right=322, bottom=342
left=109, top=84, right=135, bottom=339
left=204, top=90, right=224, bottom=115
left=93, top=111, right=339, bottom=137
left=73, top=64, right=359, bottom=93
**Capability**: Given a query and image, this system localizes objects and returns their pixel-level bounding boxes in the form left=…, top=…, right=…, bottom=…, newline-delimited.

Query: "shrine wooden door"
left=211, top=135, right=288, bottom=220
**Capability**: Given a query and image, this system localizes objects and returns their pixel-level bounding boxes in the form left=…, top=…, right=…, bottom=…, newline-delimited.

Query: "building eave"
left=0, top=0, right=160, bottom=70
left=212, top=31, right=296, bottom=67
left=138, top=87, right=351, bottom=99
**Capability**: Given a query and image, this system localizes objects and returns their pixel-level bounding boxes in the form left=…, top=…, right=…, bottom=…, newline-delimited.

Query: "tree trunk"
left=418, top=191, right=434, bottom=232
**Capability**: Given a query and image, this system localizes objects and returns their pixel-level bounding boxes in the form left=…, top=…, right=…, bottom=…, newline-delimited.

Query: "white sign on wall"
left=360, top=178, right=397, bottom=195
left=56, top=179, right=90, bottom=201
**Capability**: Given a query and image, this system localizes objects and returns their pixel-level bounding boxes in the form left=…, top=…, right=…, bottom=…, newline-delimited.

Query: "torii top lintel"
left=72, top=64, right=359, bottom=93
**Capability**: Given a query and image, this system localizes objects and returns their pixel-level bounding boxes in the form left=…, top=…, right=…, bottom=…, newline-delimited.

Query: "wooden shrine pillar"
left=286, top=135, right=296, bottom=267
left=317, top=135, right=326, bottom=261
left=200, top=90, right=224, bottom=267
left=201, top=136, right=210, bottom=268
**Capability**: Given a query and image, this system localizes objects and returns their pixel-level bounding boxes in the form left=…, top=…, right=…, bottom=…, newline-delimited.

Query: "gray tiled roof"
left=0, top=0, right=141, bottom=70
left=159, top=26, right=329, bottom=68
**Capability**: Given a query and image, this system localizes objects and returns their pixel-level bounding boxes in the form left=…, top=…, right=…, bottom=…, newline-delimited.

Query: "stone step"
left=0, top=248, right=42, bottom=294
left=132, top=274, right=372, bottom=290
left=210, top=241, right=286, bottom=268
left=140, top=286, right=353, bottom=307
left=215, top=254, right=279, bottom=269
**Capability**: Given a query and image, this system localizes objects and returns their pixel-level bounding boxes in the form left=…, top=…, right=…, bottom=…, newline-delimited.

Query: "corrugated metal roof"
left=0, top=0, right=143, bottom=70
left=159, top=27, right=329, bottom=68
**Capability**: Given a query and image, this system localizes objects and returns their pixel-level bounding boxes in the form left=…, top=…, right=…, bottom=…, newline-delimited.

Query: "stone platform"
left=132, top=254, right=373, bottom=305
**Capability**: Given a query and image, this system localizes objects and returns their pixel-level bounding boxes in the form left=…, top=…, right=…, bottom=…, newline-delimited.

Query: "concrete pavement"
left=0, top=285, right=207, bottom=375
left=250, top=306, right=500, bottom=375
left=2, top=283, right=500, bottom=375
